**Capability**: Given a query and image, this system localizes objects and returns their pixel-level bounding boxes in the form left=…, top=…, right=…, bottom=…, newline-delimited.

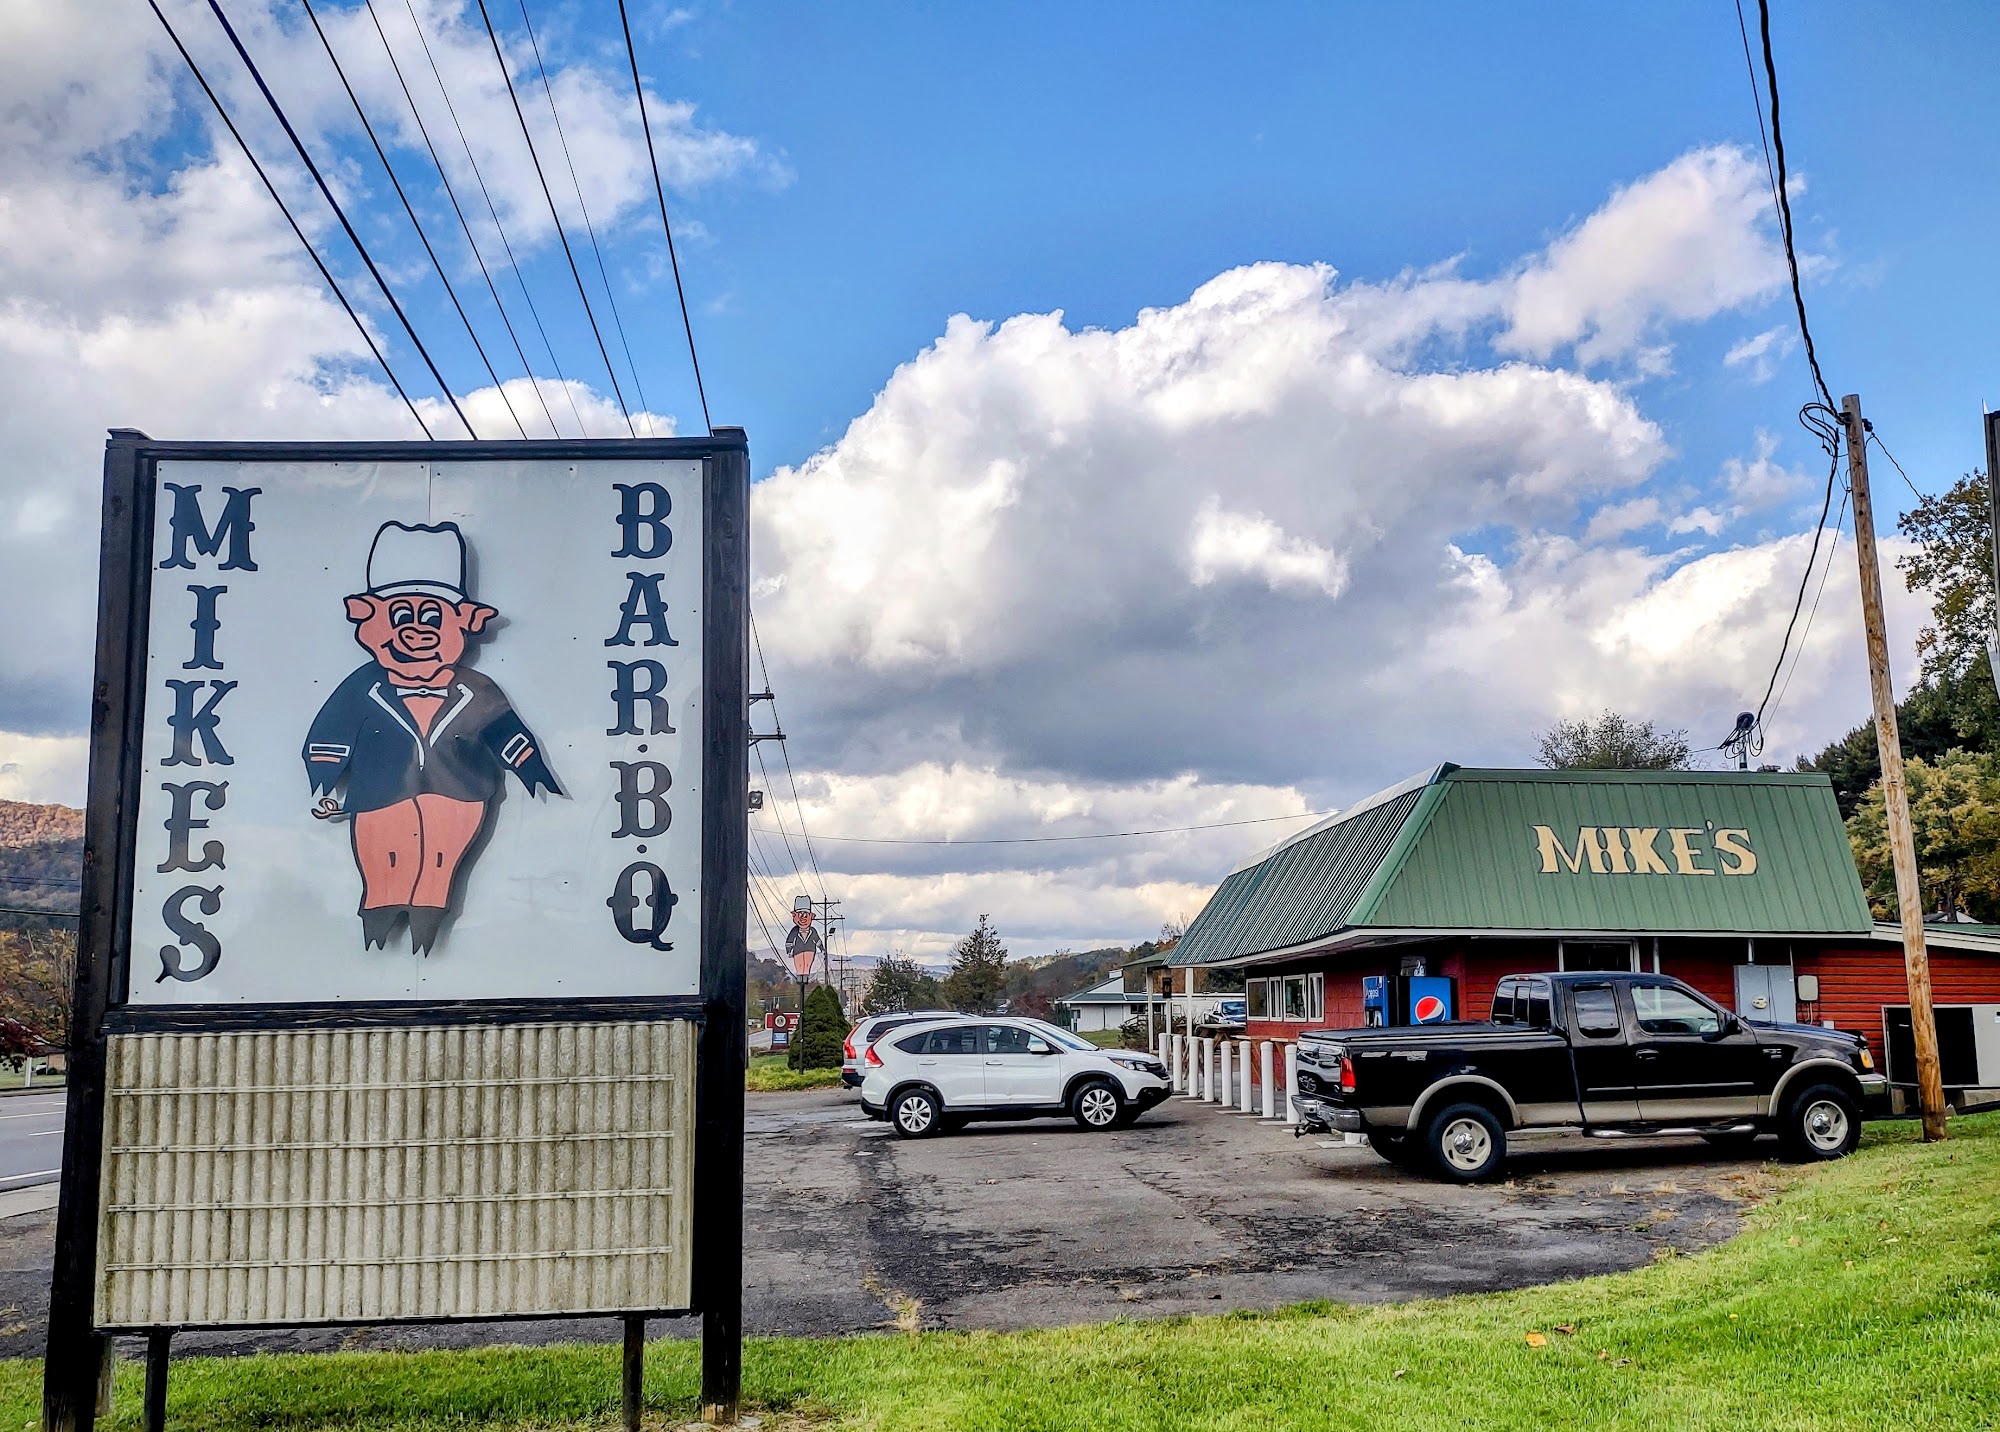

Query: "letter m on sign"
left=159, top=484, right=261, bottom=571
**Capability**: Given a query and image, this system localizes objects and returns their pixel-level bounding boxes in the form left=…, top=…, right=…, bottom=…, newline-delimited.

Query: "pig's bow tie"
left=394, top=685, right=453, bottom=699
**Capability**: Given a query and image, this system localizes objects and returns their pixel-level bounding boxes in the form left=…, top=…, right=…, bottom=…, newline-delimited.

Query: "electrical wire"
left=205, top=0, right=474, bottom=438
left=514, top=0, right=656, bottom=434
left=0, top=907, right=78, bottom=921
left=144, top=0, right=432, bottom=439
left=0, top=875, right=79, bottom=889
left=1732, top=0, right=1783, bottom=225
left=1755, top=0, right=1833, bottom=411
left=1752, top=407, right=1843, bottom=732
left=397, top=0, right=584, bottom=437
left=300, top=0, right=527, bottom=440
left=1764, top=486, right=1851, bottom=732
left=362, top=0, right=558, bottom=437
left=1868, top=430, right=1927, bottom=504
left=471, top=0, right=636, bottom=435
left=750, top=809, right=1337, bottom=846
left=750, top=614, right=828, bottom=900
left=618, top=0, right=712, bottom=433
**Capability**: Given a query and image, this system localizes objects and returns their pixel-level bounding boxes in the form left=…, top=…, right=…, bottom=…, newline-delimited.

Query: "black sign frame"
left=42, top=430, right=749, bottom=1430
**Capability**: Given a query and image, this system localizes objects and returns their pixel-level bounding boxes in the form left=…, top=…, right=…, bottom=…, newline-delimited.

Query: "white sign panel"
left=126, top=457, right=702, bottom=1003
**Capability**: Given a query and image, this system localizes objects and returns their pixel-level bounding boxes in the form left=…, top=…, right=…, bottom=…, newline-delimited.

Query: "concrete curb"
left=0, top=1182, right=60, bottom=1220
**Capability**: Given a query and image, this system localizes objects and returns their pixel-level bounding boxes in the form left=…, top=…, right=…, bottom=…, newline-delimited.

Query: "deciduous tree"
left=1534, top=711, right=1691, bottom=771
left=1849, top=750, right=2000, bottom=921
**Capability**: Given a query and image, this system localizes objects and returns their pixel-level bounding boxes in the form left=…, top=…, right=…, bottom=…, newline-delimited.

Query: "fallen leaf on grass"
left=1883, top=1236, right=1901, bottom=1244
left=1844, top=1259, right=1855, bottom=1269
left=1787, top=1236, right=1801, bottom=1247
left=1393, top=1369, right=1408, bottom=1380
left=1553, top=1324, right=1576, bottom=1336
left=1525, top=1332, right=1548, bottom=1348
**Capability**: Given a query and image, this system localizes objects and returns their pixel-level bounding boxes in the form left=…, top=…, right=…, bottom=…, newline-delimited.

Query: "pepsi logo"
left=1412, top=995, right=1447, bottom=1023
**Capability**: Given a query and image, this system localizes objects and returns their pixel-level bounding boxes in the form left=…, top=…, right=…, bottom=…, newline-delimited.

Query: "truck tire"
left=1423, top=1101, right=1506, bottom=1182
left=1779, top=1082, right=1860, bottom=1162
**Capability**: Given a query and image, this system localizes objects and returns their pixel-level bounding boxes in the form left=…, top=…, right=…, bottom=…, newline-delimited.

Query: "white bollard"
left=1201, top=1038, right=1215, bottom=1100
left=1282, top=1043, right=1301, bottom=1126
left=1156, top=1033, right=1169, bottom=1074
left=1239, top=1043, right=1256, bottom=1114
left=1217, top=1039, right=1232, bottom=1106
left=1173, top=1034, right=1187, bottom=1093
left=1260, top=1040, right=1276, bottom=1120
left=1180, top=1035, right=1198, bottom=1097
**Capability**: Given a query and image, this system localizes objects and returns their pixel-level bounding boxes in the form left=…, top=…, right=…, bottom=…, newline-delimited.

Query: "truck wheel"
left=1780, top=1083, right=1860, bottom=1162
left=1424, top=1102, right=1506, bottom=1182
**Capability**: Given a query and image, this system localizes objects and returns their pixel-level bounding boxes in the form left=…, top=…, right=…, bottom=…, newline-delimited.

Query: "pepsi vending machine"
left=1404, top=977, right=1456, bottom=1024
left=1362, top=976, right=1390, bottom=1026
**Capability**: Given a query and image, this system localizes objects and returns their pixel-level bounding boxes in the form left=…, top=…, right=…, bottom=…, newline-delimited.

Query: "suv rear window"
left=896, top=1026, right=981, bottom=1056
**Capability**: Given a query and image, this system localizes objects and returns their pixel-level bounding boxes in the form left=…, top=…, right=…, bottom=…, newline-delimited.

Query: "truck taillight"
left=864, top=1044, right=884, bottom=1068
left=1339, top=1057, right=1356, bottom=1093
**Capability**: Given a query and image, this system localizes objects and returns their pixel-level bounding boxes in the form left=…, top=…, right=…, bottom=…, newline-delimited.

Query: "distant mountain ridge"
left=0, top=800, right=83, bottom=927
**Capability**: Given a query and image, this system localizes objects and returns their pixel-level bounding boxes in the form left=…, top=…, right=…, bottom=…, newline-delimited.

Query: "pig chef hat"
left=364, top=521, right=469, bottom=602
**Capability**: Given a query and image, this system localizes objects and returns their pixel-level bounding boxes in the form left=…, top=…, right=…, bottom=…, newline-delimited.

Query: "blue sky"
left=3, top=1, right=1997, bottom=960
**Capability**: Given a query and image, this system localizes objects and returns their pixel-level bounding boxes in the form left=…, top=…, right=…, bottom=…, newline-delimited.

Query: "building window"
left=1559, top=940, right=1638, bottom=973
left=1246, top=980, right=1270, bottom=1018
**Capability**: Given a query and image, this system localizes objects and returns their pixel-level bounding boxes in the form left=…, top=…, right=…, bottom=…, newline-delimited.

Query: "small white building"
left=1055, top=974, right=1151, bottom=1033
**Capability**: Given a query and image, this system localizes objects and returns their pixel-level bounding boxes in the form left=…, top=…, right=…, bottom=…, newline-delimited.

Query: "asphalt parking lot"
left=0, top=1086, right=1772, bottom=1358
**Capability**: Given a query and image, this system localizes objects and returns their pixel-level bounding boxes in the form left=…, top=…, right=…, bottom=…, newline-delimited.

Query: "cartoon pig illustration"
left=302, top=521, right=559, bottom=952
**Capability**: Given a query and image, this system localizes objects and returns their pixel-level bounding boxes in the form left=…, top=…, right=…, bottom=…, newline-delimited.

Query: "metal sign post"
left=43, top=430, right=749, bottom=1430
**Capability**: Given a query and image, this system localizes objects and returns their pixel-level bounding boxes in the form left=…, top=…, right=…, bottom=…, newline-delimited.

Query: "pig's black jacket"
left=302, top=663, right=560, bottom=812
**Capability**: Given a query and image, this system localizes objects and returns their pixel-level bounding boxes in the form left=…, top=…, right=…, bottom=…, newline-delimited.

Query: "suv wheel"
left=1071, top=1080, right=1124, bottom=1130
left=1424, top=1101, right=1505, bottom=1182
left=890, top=1088, right=943, bottom=1138
left=1780, top=1083, right=1860, bottom=1162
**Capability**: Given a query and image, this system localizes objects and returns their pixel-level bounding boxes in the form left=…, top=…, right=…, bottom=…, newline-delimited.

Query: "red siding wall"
left=1798, top=947, right=2000, bottom=1063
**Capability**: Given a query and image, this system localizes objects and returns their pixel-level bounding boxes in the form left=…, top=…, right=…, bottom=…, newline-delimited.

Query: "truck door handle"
left=1634, top=1049, right=1659, bottom=1060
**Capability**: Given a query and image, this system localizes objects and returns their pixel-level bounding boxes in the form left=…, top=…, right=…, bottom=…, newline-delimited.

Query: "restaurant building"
left=1168, top=764, right=2000, bottom=1102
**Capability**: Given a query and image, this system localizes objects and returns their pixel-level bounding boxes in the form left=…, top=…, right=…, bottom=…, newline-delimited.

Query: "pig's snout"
left=397, top=626, right=443, bottom=654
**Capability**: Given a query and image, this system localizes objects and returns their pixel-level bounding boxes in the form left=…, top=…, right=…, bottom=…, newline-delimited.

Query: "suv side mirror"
left=1027, top=1037, right=1053, bottom=1055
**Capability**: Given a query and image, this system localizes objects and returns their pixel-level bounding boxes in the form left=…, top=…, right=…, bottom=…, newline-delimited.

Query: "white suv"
left=859, top=1017, right=1171, bottom=1137
left=841, top=1010, right=962, bottom=1088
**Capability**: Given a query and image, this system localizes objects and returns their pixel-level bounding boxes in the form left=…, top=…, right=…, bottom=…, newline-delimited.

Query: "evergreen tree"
left=941, top=914, right=1009, bottom=1014
left=793, top=983, right=848, bottom=1071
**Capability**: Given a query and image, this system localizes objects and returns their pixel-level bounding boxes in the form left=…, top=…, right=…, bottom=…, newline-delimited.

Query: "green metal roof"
left=1174, top=765, right=1872, bottom=966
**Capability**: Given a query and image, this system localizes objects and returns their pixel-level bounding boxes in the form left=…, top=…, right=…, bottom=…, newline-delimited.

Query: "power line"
left=0, top=907, right=78, bottom=921
left=300, top=0, right=527, bottom=440
left=515, top=0, right=656, bottom=434
left=1765, top=486, right=1851, bottom=732
left=0, top=875, right=80, bottom=889
left=1755, top=0, right=1833, bottom=410
left=471, top=0, right=636, bottom=436
left=1753, top=410, right=1843, bottom=732
left=749, top=614, right=828, bottom=901
left=396, top=0, right=584, bottom=437
left=206, top=0, right=474, bottom=438
left=361, top=0, right=558, bottom=438
left=619, top=0, right=712, bottom=433
left=751, top=808, right=1336, bottom=847
left=145, top=0, right=432, bottom=439
left=1868, top=430, right=1927, bottom=504
left=1731, top=0, right=1783, bottom=221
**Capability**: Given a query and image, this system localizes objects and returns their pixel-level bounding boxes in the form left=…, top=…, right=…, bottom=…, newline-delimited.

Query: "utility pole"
left=812, top=897, right=843, bottom=1002
left=1843, top=392, right=1948, bottom=1141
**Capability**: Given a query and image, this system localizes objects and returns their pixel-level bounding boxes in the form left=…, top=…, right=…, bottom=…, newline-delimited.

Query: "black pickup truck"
left=1292, top=971, right=1888, bottom=1181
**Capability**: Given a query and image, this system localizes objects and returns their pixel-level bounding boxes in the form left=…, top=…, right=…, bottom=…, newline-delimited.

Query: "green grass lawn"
left=745, top=1051, right=845, bottom=1092
left=6, top=1114, right=1997, bottom=1430
left=1072, top=1028, right=1130, bottom=1049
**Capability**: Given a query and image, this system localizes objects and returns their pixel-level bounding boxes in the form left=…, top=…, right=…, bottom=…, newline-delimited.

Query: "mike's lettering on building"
left=1531, top=824, right=1758, bottom=877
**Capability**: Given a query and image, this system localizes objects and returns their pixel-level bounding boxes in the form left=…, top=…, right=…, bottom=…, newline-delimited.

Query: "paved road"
left=0, top=1093, right=63, bottom=1192
left=0, top=1086, right=1774, bottom=1359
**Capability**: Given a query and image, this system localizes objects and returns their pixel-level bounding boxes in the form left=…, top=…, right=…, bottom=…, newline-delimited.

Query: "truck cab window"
left=1632, top=985, right=1721, bottom=1037
left=1520, top=979, right=1553, bottom=1030
left=1571, top=984, right=1622, bottom=1039
left=1491, top=979, right=1520, bottom=1025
